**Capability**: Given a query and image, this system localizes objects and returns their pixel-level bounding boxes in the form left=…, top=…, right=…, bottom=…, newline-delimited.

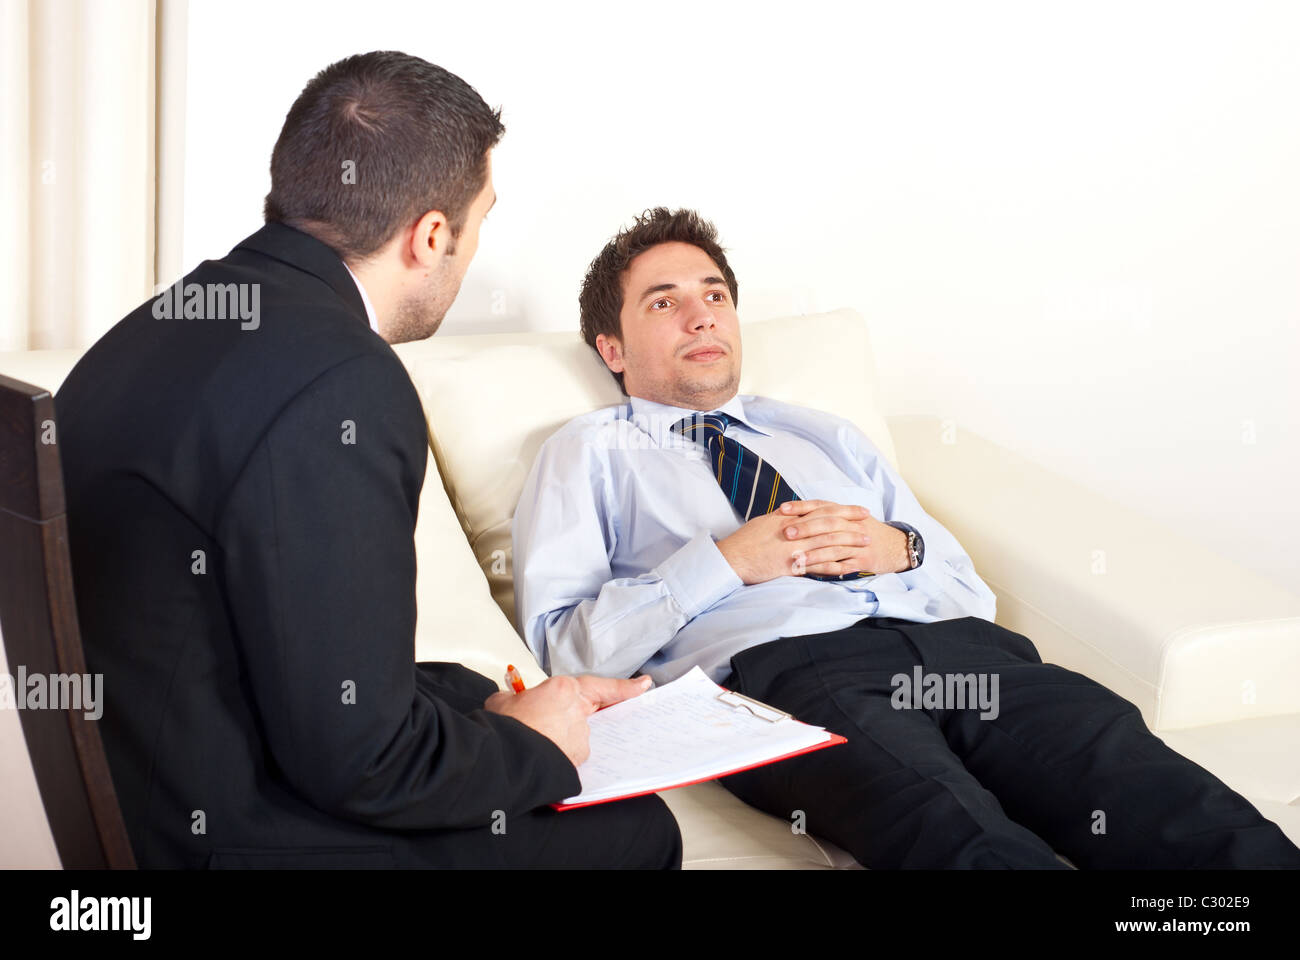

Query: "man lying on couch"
left=512, top=206, right=1300, bottom=869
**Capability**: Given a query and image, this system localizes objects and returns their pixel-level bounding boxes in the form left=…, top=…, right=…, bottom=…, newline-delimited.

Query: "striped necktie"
left=671, top=412, right=868, bottom=581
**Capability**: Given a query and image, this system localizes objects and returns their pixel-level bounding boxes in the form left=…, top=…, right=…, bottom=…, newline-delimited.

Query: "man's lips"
left=682, top=346, right=727, bottom=361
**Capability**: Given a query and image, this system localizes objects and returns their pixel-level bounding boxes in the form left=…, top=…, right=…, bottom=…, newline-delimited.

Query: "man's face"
left=390, top=153, right=496, bottom=342
left=598, top=241, right=742, bottom=411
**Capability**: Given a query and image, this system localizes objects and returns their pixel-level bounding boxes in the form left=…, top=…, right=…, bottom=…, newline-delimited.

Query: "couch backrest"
left=394, top=308, right=895, bottom=632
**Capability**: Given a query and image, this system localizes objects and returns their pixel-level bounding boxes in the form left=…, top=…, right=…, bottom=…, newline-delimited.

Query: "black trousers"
left=389, top=665, right=682, bottom=869
left=395, top=793, right=682, bottom=869
left=719, top=616, right=1300, bottom=869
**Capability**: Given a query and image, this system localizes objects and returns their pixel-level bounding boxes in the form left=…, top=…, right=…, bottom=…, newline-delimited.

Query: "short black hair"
left=264, top=51, right=504, bottom=262
left=579, top=208, right=739, bottom=393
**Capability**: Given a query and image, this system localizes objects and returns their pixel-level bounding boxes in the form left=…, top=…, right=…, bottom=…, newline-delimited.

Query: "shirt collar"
left=626, top=393, right=772, bottom=444
left=341, top=261, right=380, bottom=335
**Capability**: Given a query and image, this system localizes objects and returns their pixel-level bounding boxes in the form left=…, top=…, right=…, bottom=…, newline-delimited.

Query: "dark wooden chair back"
left=0, top=372, right=135, bottom=868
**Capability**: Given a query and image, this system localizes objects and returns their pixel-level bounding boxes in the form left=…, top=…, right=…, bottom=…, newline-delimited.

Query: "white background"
left=181, top=0, right=1300, bottom=594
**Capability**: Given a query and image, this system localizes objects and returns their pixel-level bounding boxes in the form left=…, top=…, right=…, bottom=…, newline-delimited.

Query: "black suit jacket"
left=54, top=223, right=579, bottom=867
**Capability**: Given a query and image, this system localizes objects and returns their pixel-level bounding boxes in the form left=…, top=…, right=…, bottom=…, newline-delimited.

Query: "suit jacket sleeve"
left=214, top=351, right=579, bottom=829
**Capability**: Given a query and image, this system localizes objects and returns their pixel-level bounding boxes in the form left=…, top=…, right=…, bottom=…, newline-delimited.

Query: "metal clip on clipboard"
left=715, top=689, right=791, bottom=723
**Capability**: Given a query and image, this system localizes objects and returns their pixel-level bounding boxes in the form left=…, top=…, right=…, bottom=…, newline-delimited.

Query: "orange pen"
left=504, top=664, right=526, bottom=694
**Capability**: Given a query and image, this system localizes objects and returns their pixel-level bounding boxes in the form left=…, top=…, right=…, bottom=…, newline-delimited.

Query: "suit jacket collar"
left=234, top=222, right=369, bottom=328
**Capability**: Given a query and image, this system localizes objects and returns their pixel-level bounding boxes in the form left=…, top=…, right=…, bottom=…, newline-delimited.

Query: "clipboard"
left=551, top=671, right=848, bottom=811
left=552, top=732, right=847, bottom=811
left=715, top=688, right=792, bottom=723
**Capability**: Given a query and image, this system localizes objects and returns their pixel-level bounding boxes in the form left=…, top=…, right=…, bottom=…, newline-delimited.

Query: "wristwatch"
left=885, top=521, right=924, bottom=571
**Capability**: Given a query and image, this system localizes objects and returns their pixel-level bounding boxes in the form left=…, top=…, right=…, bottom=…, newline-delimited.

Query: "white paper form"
left=561, top=666, right=839, bottom=806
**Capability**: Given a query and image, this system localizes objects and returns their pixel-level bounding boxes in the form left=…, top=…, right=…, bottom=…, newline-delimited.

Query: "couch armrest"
left=887, top=415, right=1300, bottom=731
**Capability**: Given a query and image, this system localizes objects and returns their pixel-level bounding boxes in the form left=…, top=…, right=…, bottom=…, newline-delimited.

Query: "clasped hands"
left=482, top=500, right=908, bottom=770
left=717, top=499, right=910, bottom=585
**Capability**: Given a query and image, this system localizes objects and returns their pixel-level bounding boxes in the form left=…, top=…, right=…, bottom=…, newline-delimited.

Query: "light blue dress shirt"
left=512, top=393, right=997, bottom=686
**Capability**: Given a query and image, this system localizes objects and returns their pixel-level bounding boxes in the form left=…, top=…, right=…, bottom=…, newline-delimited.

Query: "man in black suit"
left=53, top=51, right=680, bottom=868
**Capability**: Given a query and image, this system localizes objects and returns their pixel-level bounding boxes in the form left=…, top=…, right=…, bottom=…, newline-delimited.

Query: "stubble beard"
left=385, top=261, right=462, bottom=345
left=633, top=350, right=740, bottom=411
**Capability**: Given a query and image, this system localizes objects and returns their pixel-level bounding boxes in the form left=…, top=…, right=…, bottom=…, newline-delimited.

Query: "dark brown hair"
left=264, top=51, right=504, bottom=262
left=579, top=208, right=739, bottom=392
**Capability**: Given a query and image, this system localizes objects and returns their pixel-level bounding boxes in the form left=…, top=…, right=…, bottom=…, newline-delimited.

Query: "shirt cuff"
left=885, top=520, right=925, bottom=568
left=654, top=531, right=744, bottom=621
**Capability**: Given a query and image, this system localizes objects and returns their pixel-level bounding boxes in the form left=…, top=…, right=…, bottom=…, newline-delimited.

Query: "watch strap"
left=884, top=520, right=924, bottom=570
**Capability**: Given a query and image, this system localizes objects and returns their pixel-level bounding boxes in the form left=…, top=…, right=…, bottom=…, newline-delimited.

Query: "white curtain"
left=0, top=0, right=188, bottom=870
left=0, top=0, right=187, bottom=352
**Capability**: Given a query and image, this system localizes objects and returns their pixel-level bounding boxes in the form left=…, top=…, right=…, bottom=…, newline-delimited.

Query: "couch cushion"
left=663, top=780, right=862, bottom=869
left=392, top=309, right=896, bottom=630
left=410, top=431, right=547, bottom=686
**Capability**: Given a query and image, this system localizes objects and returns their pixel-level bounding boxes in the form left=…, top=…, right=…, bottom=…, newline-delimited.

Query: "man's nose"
left=682, top=298, right=715, bottom=331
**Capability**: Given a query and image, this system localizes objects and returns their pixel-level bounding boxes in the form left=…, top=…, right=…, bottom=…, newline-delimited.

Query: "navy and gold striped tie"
left=671, top=412, right=868, bottom=581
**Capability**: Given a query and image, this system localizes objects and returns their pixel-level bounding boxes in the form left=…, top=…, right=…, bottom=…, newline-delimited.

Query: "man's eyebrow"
left=638, top=282, right=677, bottom=302
left=637, top=276, right=729, bottom=303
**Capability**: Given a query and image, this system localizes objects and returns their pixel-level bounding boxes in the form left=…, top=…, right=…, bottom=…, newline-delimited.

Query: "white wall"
left=182, top=0, right=1300, bottom=595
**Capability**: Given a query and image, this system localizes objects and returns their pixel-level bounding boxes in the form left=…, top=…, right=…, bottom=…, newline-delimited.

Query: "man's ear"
left=409, top=209, right=452, bottom=268
left=595, top=333, right=625, bottom=374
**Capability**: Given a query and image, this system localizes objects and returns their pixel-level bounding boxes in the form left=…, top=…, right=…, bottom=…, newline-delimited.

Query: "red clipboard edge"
left=550, top=732, right=848, bottom=811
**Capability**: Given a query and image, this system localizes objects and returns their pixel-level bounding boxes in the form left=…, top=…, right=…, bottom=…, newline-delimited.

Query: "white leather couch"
left=2, top=308, right=1297, bottom=869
